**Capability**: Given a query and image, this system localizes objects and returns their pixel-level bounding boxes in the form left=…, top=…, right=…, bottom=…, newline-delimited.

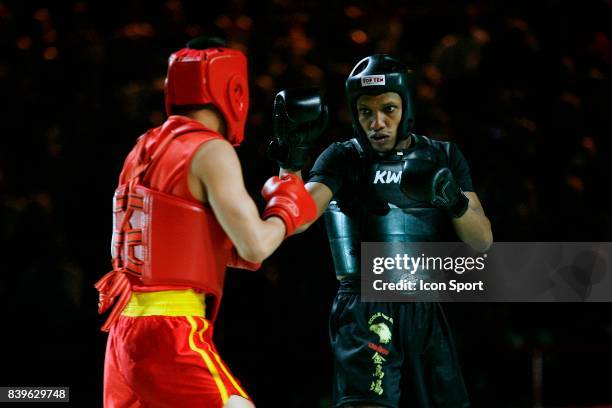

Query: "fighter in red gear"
left=95, top=37, right=317, bottom=408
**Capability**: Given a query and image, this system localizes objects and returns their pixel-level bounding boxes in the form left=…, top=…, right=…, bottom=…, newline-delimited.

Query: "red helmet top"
left=164, top=47, right=249, bottom=146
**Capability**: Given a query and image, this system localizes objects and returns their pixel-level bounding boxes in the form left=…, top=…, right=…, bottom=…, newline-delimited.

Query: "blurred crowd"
left=0, top=0, right=611, bottom=406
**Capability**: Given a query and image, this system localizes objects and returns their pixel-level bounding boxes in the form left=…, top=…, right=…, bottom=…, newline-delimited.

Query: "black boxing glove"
left=400, top=159, right=469, bottom=218
left=267, top=88, right=328, bottom=171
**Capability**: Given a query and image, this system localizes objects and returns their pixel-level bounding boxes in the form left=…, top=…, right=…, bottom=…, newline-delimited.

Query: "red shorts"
left=103, top=290, right=250, bottom=408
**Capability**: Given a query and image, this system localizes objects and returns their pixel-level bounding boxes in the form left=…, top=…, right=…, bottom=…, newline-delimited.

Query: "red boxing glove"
left=261, top=174, right=317, bottom=237
left=227, top=247, right=261, bottom=271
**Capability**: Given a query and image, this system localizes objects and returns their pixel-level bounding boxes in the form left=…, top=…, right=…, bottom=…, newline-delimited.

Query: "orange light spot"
left=34, top=8, right=49, bottom=22
left=236, top=15, right=253, bottom=31
left=465, top=4, right=480, bottom=18
left=470, top=26, right=490, bottom=44
left=507, top=18, right=529, bottom=31
left=0, top=3, right=13, bottom=19
left=566, top=175, right=584, bottom=193
left=345, top=5, right=363, bottom=19
left=517, top=117, right=537, bottom=133
left=227, top=41, right=247, bottom=53
left=256, top=75, right=275, bottom=91
left=165, top=0, right=182, bottom=12
left=215, top=15, right=232, bottom=29
left=17, top=36, right=32, bottom=50
left=302, top=64, right=324, bottom=80
left=73, top=2, right=87, bottom=13
left=441, top=34, right=458, bottom=48
left=582, top=136, right=596, bottom=154
left=152, top=77, right=165, bottom=91
left=418, top=84, right=436, bottom=101
left=43, top=46, right=58, bottom=60
left=123, top=22, right=154, bottom=39
left=424, top=64, right=442, bottom=85
left=351, top=30, right=367, bottom=44
left=560, top=91, right=581, bottom=108
left=185, top=24, right=202, bottom=37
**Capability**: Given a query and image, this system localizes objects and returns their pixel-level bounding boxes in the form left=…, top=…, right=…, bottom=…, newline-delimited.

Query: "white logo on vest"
left=373, top=170, right=402, bottom=184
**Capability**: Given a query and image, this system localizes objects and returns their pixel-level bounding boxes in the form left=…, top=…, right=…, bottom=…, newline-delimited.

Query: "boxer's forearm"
left=452, top=196, right=493, bottom=252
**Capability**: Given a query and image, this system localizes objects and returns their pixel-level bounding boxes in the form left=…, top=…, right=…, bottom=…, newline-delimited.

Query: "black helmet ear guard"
left=345, top=54, right=415, bottom=142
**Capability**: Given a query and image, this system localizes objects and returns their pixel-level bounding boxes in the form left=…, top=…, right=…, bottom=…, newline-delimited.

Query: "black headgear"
left=345, top=54, right=415, bottom=142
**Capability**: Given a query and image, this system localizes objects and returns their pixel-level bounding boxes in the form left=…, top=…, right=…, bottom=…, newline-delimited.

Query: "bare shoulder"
left=190, top=138, right=242, bottom=177
left=189, top=137, right=245, bottom=196
left=192, top=138, right=237, bottom=164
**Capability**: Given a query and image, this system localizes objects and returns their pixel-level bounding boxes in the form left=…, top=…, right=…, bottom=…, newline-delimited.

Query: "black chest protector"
left=324, top=134, right=452, bottom=278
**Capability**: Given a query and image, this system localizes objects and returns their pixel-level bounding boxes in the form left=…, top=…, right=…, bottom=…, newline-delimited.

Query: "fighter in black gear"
left=273, top=54, right=493, bottom=407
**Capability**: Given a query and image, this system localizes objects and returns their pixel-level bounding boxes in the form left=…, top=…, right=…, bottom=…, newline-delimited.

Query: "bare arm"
left=191, top=139, right=286, bottom=263
left=452, top=192, right=493, bottom=252
left=279, top=169, right=333, bottom=234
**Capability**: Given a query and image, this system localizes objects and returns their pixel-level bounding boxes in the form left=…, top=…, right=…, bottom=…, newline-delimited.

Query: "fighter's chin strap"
left=95, top=129, right=181, bottom=332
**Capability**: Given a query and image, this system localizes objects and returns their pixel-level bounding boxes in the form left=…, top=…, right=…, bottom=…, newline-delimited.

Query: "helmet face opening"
left=346, top=54, right=415, bottom=143
left=164, top=47, right=249, bottom=146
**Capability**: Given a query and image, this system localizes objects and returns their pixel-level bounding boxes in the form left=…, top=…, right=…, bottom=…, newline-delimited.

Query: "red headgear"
left=164, top=47, right=249, bottom=146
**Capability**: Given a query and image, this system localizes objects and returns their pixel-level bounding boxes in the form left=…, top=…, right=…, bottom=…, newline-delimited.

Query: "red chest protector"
left=95, top=116, right=232, bottom=332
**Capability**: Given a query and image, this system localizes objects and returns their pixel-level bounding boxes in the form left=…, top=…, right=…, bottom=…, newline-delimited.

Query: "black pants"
left=330, top=279, right=470, bottom=408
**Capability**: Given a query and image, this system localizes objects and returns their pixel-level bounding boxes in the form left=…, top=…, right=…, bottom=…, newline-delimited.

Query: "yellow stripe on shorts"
left=186, top=315, right=229, bottom=403
left=198, top=317, right=249, bottom=399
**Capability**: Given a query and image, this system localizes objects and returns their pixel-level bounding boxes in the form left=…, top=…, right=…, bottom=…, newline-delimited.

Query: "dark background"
left=0, top=0, right=611, bottom=406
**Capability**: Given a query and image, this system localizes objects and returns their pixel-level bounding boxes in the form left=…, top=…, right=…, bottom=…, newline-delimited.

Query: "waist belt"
left=121, top=289, right=206, bottom=317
